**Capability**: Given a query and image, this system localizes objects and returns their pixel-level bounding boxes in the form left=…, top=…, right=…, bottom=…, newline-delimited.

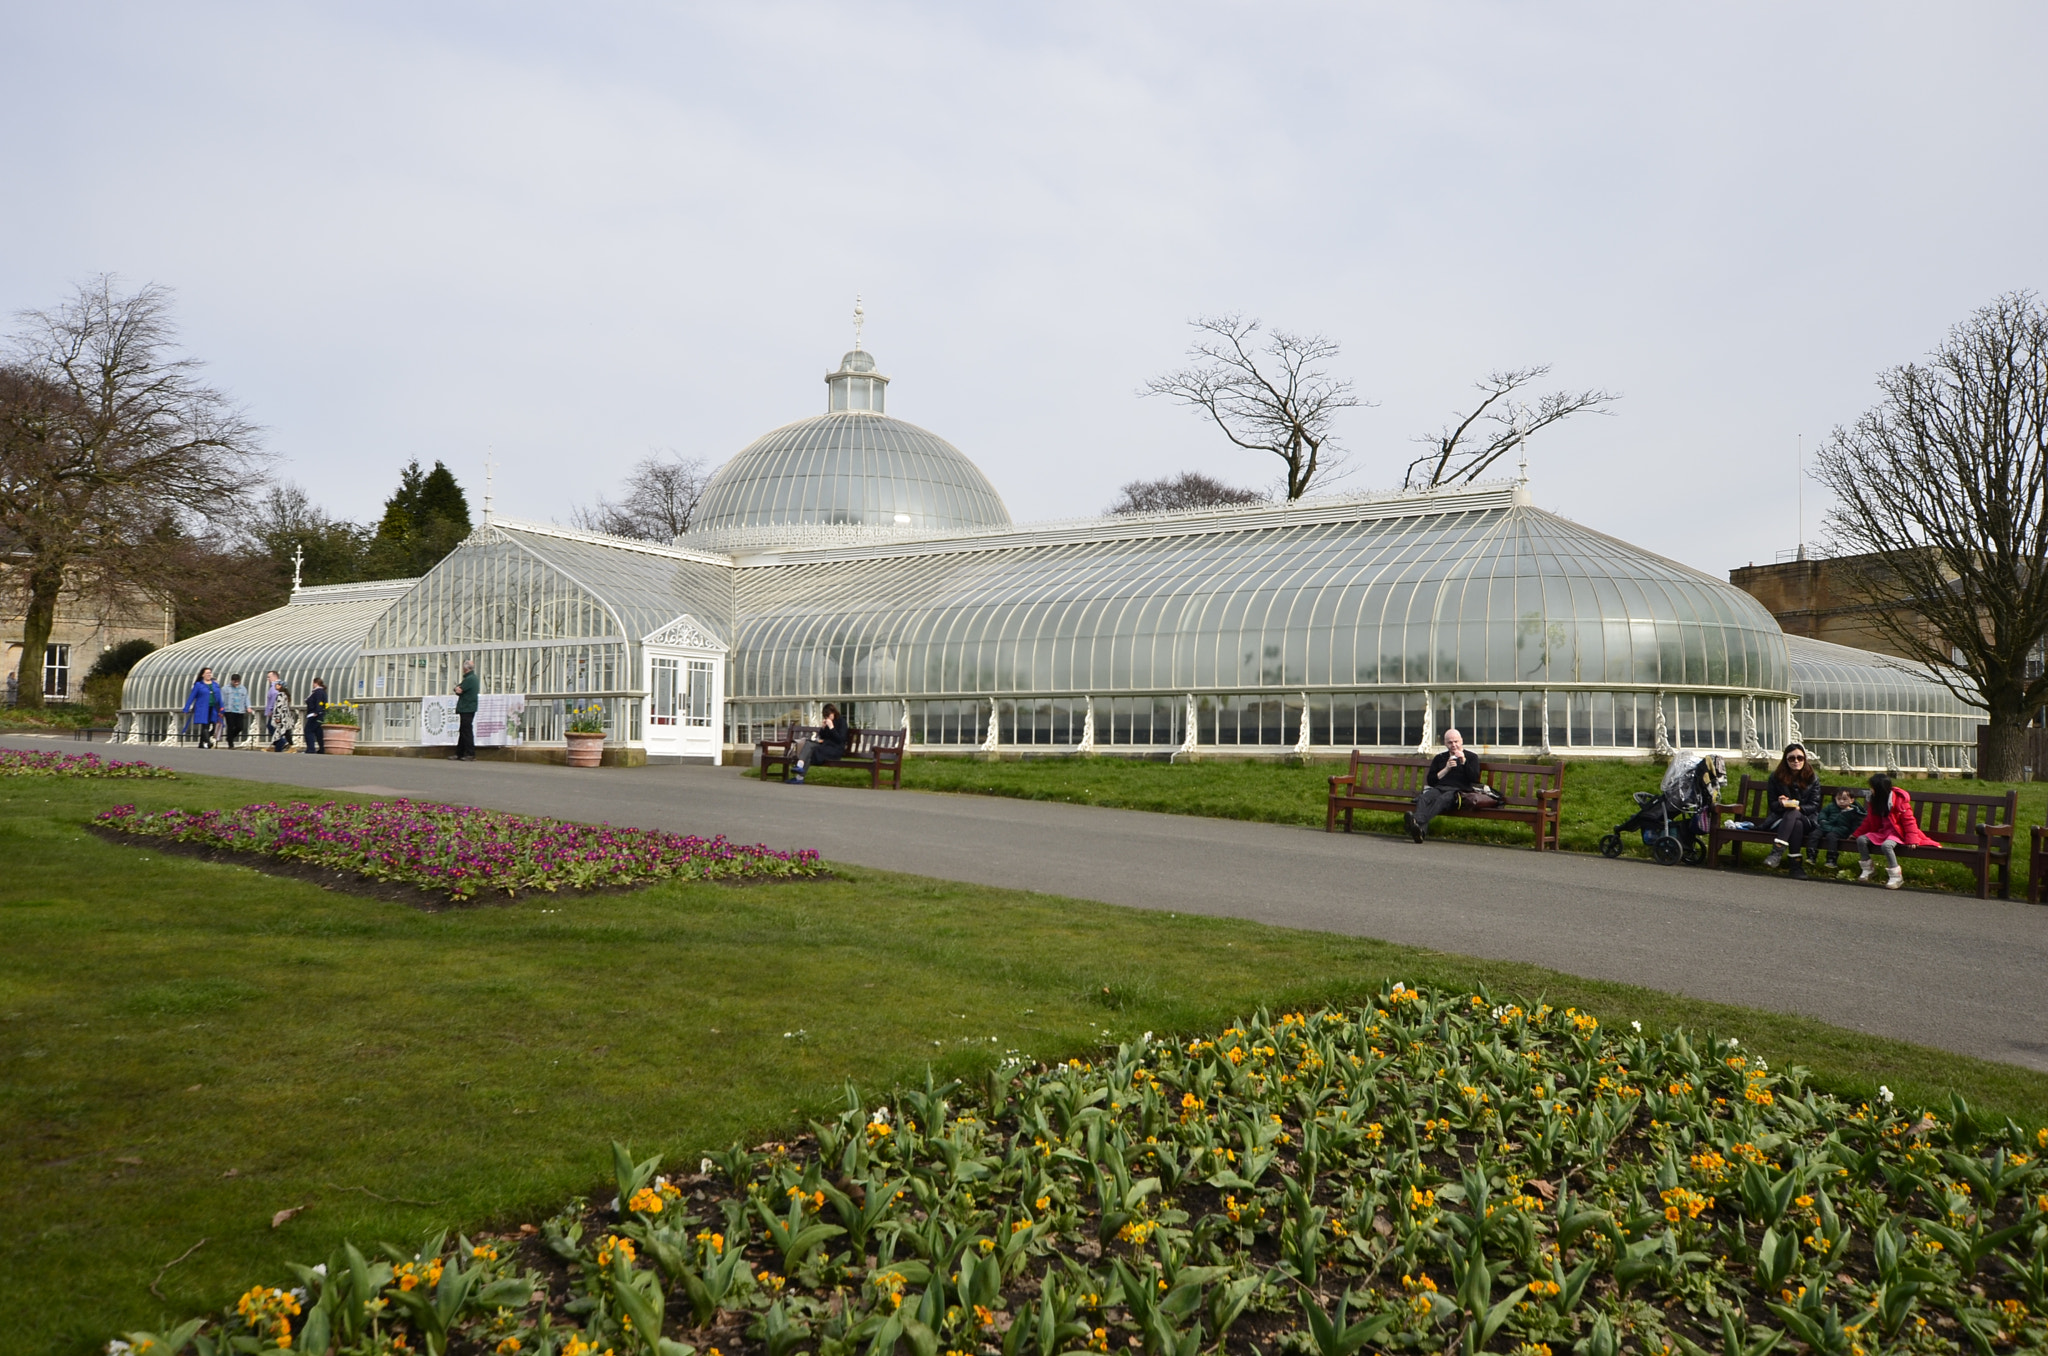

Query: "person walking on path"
left=269, top=684, right=299, bottom=752
left=181, top=667, right=222, bottom=749
left=1851, top=772, right=1936, bottom=890
left=221, top=673, right=251, bottom=749
left=304, top=677, right=328, bottom=754
left=788, top=703, right=848, bottom=784
left=1405, top=727, right=1489, bottom=842
left=451, top=660, right=479, bottom=761
left=1762, top=742, right=1823, bottom=879
left=262, top=670, right=282, bottom=742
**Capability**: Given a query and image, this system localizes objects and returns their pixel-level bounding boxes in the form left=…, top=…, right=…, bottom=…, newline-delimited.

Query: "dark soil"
left=88, top=824, right=829, bottom=913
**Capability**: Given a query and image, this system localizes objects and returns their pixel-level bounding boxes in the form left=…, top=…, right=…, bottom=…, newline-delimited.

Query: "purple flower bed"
left=0, top=749, right=176, bottom=779
left=95, top=799, right=823, bottom=900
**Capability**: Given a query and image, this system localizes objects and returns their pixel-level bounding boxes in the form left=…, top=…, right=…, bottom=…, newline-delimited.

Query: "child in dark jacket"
left=1816, top=789, right=1865, bottom=871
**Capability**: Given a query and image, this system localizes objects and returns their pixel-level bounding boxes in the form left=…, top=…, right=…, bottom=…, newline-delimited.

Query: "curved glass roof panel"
left=360, top=523, right=734, bottom=654
left=119, top=579, right=417, bottom=715
left=728, top=492, right=1791, bottom=701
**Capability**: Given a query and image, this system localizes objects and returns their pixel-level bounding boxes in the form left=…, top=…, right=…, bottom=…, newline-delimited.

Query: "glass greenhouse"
left=117, top=579, right=417, bottom=743
left=349, top=522, right=733, bottom=761
left=1784, top=633, right=1983, bottom=773
left=721, top=482, right=1797, bottom=759
left=117, top=343, right=1982, bottom=772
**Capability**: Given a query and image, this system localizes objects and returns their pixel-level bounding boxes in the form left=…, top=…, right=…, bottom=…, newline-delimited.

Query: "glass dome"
left=686, top=348, right=1011, bottom=551
left=1786, top=633, right=1983, bottom=772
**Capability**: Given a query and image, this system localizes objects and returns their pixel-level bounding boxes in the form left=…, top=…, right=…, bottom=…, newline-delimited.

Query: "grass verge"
left=765, top=756, right=2048, bottom=897
left=5, top=771, right=2047, bottom=1353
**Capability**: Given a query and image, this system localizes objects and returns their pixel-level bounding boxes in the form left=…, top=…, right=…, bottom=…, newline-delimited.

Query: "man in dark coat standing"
left=452, top=660, right=479, bottom=761
left=1406, top=727, right=1483, bottom=843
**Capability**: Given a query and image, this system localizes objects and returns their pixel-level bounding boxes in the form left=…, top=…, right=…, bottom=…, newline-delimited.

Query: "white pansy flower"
left=1879, top=1085, right=1894, bottom=1104
left=1631, top=1021, right=1642, bottom=1033
left=699, top=1157, right=714, bottom=1174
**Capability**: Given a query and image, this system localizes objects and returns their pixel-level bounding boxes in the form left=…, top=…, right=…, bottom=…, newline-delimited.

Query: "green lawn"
left=5, top=770, right=2048, bottom=1354
left=770, top=755, right=2048, bottom=895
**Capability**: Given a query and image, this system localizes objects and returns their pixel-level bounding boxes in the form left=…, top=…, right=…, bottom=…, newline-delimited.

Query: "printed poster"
left=419, top=693, right=527, bottom=747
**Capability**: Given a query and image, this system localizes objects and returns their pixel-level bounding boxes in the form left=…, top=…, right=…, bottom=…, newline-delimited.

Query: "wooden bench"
left=1325, top=751, right=1563, bottom=850
left=756, top=725, right=906, bottom=789
left=1708, top=776, right=2018, bottom=899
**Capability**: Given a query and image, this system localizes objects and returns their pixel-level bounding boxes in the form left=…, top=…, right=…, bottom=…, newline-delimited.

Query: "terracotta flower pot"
left=565, top=732, right=605, bottom=768
left=324, top=725, right=358, bottom=755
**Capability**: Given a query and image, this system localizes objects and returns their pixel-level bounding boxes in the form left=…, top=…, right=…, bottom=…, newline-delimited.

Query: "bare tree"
left=1143, top=315, right=1364, bottom=500
left=573, top=450, right=709, bottom=541
left=1106, top=471, right=1264, bottom=515
left=1406, top=366, right=1618, bottom=489
left=1813, top=291, right=2048, bottom=780
left=0, top=277, right=263, bottom=707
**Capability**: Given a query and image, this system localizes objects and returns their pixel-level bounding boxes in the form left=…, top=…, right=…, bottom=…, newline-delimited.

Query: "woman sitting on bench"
left=789, top=704, right=847, bottom=785
left=1761, top=742, right=1821, bottom=878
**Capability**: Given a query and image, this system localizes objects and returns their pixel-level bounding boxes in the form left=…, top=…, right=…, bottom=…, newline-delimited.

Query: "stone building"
left=0, top=559, right=171, bottom=703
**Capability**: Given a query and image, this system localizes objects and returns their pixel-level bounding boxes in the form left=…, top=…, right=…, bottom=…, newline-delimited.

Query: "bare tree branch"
left=1812, top=290, right=2048, bottom=779
left=1105, top=471, right=1265, bottom=515
left=1142, top=315, right=1367, bottom=500
left=1406, top=365, right=1618, bottom=489
left=1, top=276, right=266, bottom=705
left=573, top=450, right=709, bottom=541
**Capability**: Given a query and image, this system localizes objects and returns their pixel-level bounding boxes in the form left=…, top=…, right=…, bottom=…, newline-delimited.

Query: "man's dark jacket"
left=1427, top=749, right=1483, bottom=792
left=456, top=671, right=480, bottom=715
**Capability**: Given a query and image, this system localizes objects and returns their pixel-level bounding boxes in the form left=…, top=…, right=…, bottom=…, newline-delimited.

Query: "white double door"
left=644, top=649, right=722, bottom=763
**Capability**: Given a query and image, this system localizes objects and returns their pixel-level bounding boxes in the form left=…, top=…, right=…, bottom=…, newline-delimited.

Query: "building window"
left=44, top=644, right=70, bottom=698
left=686, top=660, right=715, bottom=726
left=649, top=657, right=678, bottom=726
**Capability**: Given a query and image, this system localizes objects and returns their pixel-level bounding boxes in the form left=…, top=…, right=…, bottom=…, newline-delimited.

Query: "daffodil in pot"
left=564, top=703, right=607, bottom=768
left=323, top=700, right=360, bottom=755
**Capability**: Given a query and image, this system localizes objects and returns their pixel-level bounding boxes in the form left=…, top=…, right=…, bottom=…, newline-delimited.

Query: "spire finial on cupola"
left=826, top=302, right=889, bottom=413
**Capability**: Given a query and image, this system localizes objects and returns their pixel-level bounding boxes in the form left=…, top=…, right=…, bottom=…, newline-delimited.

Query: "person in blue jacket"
left=181, top=666, right=223, bottom=749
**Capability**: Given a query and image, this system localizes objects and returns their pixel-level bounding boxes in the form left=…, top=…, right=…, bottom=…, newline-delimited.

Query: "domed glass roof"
left=688, top=349, right=1011, bottom=550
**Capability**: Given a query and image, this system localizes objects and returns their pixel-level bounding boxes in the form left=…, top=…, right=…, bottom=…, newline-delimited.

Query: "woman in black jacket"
left=1762, top=742, right=1822, bottom=879
left=789, top=704, right=849, bottom=785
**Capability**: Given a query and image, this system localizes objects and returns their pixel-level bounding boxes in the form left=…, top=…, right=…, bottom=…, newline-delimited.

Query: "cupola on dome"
left=686, top=347, right=1011, bottom=551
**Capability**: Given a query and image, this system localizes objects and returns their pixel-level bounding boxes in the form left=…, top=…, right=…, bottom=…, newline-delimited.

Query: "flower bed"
left=94, top=799, right=822, bottom=900
left=0, top=749, right=175, bottom=779
left=116, top=985, right=2048, bottom=1356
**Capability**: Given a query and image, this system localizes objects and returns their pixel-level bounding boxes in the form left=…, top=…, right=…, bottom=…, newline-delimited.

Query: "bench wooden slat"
left=1326, top=751, right=1563, bottom=850
left=1707, top=775, right=2016, bottom=899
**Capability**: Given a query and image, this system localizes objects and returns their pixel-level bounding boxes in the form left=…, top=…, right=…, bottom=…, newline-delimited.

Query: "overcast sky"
left=5, top=3, right=2043, bottom=578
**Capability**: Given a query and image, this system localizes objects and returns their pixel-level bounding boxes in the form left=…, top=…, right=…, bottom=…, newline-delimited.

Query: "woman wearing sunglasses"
left=1761, top=742, right=1822, bottom=879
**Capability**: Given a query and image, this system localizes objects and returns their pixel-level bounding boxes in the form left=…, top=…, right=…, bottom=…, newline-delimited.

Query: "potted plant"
left=323, top=701, right=360, bottom=755
left=564, top=703, right=607, bottom=767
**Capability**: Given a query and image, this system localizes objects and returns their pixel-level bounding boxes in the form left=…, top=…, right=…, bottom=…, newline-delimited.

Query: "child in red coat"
left=1851, top=773, right=1934, bottom=890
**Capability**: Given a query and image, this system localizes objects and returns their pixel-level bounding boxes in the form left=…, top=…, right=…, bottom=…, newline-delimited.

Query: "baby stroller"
left=1600, top=751, right=1727, bottom=866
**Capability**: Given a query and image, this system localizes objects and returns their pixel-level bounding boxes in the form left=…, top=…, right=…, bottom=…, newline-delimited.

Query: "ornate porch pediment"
left=643, top=613, right=728, bottom=652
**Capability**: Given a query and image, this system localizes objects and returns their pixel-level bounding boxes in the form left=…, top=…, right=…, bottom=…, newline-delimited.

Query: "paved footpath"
left=12, top=734, right=2048, bottom=1073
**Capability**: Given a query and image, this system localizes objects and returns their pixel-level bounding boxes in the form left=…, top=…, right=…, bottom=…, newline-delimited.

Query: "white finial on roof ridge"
left=853, top=294, right=864, bottom=353
left=291, top=543, right=304, bottom=593
left=484, top=450, right=495, bottom=525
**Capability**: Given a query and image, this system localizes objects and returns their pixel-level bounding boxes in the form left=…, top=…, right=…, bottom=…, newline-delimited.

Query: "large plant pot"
left=324, top=725, right=358, bottom=755
left=565, top=733, right=606, bottom=768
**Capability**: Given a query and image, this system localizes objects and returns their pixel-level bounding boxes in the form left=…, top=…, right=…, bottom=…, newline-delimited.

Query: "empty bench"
left=1708, top=776, right=2017, bottom=899
left=756, top=726, right=907, bottom=789
left=1325, top=751, right=1564, bottom=850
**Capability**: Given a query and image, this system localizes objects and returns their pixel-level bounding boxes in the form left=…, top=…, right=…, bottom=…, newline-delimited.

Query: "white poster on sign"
left=419, top=694, right=527, bottom=747
left=419, top=695, right=459, bottom=746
